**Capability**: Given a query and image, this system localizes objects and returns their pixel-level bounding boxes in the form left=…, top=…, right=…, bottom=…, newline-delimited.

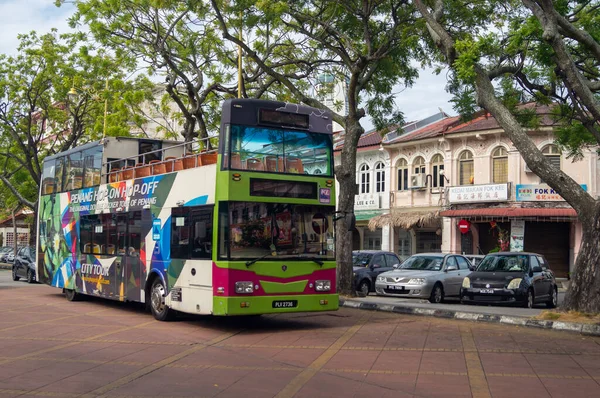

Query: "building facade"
left=378, top=104, right=597, bottom=278
left=334, top=130, right=392, bottom=251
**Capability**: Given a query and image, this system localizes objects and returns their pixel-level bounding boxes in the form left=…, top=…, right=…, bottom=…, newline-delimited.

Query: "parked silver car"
left=375, top=253, right=472, bottom=303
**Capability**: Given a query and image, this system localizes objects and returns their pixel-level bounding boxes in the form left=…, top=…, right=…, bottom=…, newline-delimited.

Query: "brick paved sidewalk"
left=1, top=283, right=600, bottom=397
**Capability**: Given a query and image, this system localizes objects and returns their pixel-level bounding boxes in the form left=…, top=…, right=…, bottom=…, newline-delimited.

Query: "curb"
left=0, top=263, right=11, bottom=270
left=339, top=298, right=600, bottom=337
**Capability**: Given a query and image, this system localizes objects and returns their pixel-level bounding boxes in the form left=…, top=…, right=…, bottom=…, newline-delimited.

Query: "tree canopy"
left=211, top=0, right=422, bottom=294
left=414, top=0, right=600, bottom=312
left=0, top=30, right=153, bottom=212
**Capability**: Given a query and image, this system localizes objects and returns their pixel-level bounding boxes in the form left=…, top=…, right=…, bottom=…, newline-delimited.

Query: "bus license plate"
left=272, top=300, right=298, bottom=308
left=479, top=289, right=494, bottom=294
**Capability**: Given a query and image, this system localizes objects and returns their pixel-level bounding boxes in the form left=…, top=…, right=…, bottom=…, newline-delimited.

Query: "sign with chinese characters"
left=447, top=183, right=509, bottom=204
left=510, top=219, right=525, bottom=252
left=515, top=184, right=587, bottom=201
left=354, top=194, right=380, bottom=210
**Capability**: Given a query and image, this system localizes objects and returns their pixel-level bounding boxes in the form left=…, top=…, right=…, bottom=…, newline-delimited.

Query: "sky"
left=0, top=0, right=456, bottom=128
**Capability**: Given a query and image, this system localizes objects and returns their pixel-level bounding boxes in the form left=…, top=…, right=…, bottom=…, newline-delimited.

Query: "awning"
left=440, top=208, right=577, bottom=218
left=368, top=210, right=440, bottom=231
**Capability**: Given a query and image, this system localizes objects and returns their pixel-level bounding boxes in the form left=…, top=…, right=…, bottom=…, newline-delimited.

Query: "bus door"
left=115, top=211, right=143, bottom=301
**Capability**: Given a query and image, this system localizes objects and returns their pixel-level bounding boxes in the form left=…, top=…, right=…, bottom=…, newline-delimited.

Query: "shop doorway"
left=524, top=222, right=569, bottom=278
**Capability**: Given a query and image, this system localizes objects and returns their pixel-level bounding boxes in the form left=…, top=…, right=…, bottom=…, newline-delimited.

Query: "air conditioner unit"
left=411, top=174, right=425, bottom=189
left=524, top=162, right=533, bottom=173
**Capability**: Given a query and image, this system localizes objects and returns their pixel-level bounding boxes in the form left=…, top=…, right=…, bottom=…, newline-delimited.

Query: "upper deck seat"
left=285, top=157, right=304, bottom=173
left=150, top=159, right=166, bottom=175
left=164, top=157, right=183, bottom=172
left=265, top=156, right=284, bottom=172
left=247, top=158, right=265, bottom=171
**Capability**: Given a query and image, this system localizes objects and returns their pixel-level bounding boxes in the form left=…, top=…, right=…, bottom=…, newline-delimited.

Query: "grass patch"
left=537, top=310, right=600, bottom=324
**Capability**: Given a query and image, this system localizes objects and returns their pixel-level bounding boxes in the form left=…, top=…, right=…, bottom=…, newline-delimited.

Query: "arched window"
left=459, top=150, right=474, bottom=185
left=542, top=144, right=561, bottom=169
left=413, top=156, right=425, bottom=175
left=492, top=147, right=508, bottom=183
left=397, top=159, right=408, bottom=191
left=374, top=162, right=385, bottom=193
left=431, top=154, right=444, bottom=188
left=359, top=163, right=370, bottom=194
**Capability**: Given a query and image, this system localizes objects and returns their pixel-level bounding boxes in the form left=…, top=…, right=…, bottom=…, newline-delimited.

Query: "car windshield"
left=352, top=253, right=372, bottom=266
left=399, top=256, right=443, bottom=271
left=477, top=255, right=528, bottom=272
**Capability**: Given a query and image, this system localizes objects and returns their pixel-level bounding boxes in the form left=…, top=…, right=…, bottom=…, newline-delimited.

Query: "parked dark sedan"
left=12, top=246, right=37, bottom=283
left=461, top=252, right=557, bottom=308
left=353, top=250, right=402, bottom=297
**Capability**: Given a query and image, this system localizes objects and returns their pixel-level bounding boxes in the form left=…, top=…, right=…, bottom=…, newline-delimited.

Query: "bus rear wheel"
left=150, top=278, right=173, bottom=321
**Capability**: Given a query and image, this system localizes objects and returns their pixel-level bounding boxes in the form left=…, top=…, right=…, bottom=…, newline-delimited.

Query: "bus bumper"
left=212, top=294, right=339, bottom=316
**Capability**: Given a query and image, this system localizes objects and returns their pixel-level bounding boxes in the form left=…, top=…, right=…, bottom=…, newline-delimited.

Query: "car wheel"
left=546, top=286, right=558, bottom=308
left=356, top=280, right=370, bottom=297
left=27, top=270, right=35, bottom=283
left=150, top=278, right=174, bottom=321
left=523, top=289, right=534, bottom=308
left=65, top=289, right=79, bottom=301
left=429, top=283, right=444, bottom=304
left=11, top=267, right=20, bottom=281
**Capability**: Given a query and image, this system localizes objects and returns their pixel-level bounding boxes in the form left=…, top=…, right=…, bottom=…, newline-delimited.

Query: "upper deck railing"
left=104, top=136, right=218, bottom=183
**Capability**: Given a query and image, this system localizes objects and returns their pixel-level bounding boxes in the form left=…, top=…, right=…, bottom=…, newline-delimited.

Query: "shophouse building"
left=376, top=104, right=598, bottom=278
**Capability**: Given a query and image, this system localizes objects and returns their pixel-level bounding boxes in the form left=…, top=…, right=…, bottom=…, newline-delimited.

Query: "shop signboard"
left=447, top=183, right=509, bottom=204
left=515, top=184, right=587, bottom=201
left=354, top=194, right=381, bottom=210
left=510, top=219, right=525, bottom=252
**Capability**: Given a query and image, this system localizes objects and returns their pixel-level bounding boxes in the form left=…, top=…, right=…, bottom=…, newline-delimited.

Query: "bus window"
left=55, top=157, right=66, bottom=192
left=80, top=215, right=103, bottom=254
left=41, top=159, right=56, bottom=195
left=227, top=124, right=332, bottom=176
left=139, top=140, right=162, bottom=164
left=83, top=146, right=102, bottom=188
left=171, top=208, right=190, bottom=259
left=66, top=151, right=83, bottom=191
left=190, top=207, right=213, bottom=259
left=116, top=214, right=128, bottom=255
left=128, top=211, right=142, bottom=256
left=105, top=215, right=118, bottom=255
left=80, top=216, right=93, bottom=254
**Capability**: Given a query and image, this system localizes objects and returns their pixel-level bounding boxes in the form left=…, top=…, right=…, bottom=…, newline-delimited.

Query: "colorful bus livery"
left=37, top=99, right=340, bottom=320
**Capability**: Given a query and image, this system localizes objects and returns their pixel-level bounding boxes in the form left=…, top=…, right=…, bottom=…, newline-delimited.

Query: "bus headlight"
left=315, top=280, right=331, bottom=292
left=462, top=277, right=471, bottom=288
left=235, top=281, right=254, bottom=294
left=507, top=278, right=522, bottom=289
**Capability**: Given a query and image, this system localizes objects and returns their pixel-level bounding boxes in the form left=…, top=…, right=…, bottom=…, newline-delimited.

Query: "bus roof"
left=221, top=98, right=333, bottom=135
left=44, top=140, right=102, bottom=161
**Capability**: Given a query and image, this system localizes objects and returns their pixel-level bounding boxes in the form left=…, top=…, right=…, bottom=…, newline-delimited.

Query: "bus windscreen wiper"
left=245, top=253, right=272, bottom=268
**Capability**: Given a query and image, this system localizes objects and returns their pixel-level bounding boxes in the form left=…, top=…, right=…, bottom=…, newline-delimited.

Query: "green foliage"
left=0, top=29, right=152, bottom=209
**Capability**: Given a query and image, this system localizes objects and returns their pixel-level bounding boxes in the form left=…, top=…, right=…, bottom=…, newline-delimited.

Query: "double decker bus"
left=36, top=99, right=341, bottom=320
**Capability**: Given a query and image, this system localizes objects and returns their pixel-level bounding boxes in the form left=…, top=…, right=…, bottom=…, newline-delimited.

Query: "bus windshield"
left=227, top=124, right=332, bottom=176
left=219, top=202, right=335, bottom=261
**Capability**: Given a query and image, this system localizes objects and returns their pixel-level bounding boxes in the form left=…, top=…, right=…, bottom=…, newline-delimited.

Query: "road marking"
left=460, top=326, right=491, bottom=398
left=79, top=330, right=239, bottom=397
left=273, top=315, right=369, bottom=398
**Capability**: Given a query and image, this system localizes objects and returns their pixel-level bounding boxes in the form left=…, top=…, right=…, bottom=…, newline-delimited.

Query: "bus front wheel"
left=65, top=289, right=79, bottom=302
left=150, top=278, right=173, bottom=321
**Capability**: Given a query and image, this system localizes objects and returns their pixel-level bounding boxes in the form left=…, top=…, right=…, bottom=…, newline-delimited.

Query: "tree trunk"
left=562, top=204, right=600, bottom=312
left=335, top=119, right=363, bottom=297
